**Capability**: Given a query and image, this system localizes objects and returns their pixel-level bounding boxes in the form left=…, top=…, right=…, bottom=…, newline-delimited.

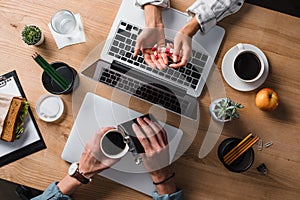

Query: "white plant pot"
left=34, top=33, right=44, bottom=46
left=209, top=98, right=231, bottom=123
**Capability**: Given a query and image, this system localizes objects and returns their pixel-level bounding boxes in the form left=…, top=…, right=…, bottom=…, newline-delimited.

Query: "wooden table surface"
left=0, top=0, right=299, bottom=199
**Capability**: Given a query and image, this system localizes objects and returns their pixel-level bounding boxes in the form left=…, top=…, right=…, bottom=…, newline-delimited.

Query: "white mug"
left=100, top=129, right=129, bottom=159
left=233, top=43, right=264, bottom=83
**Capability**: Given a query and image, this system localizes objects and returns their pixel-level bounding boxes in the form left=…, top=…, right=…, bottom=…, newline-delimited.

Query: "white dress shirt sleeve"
left=187, top=0, right=244, bottom=33
left=135, top=0, right=170, bottom=9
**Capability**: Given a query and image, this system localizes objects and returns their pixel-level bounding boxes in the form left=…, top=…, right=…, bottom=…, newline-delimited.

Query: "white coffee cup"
left=233, top=43, right=264, bottom=83
left=100, top=129, right=129, bottom=159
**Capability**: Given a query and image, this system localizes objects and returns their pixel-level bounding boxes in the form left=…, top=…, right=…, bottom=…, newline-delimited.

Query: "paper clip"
left=264, top=141, right=273, bottom=148
left=257, top=139, right=263, bottom=151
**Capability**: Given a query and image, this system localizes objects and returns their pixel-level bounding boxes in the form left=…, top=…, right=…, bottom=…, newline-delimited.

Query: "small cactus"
left=213, top=98, right=244, bottom=121
left=21, top=25, right=42, bottom=45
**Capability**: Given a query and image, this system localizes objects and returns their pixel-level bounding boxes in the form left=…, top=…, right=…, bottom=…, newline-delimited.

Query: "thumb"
left=133, top=38, right=142, bottom=57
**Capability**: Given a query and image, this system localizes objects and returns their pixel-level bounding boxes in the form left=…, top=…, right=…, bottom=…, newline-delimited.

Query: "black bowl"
left=218, top=137, right=254, bottom=173
left=42, top=62, right=78, bottom=95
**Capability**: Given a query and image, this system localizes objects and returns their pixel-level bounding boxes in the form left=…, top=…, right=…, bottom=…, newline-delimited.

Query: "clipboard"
left=0, top=70, right=46, bottom=167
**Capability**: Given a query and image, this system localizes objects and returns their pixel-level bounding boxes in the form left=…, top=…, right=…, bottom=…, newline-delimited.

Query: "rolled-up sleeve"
left=187, top=0, right=244, bottom=33
left=135, top=0, right=170, bottom=9
left=31, top=182, right=72, bottom=200
left=153, top=189, right=184, bottom=200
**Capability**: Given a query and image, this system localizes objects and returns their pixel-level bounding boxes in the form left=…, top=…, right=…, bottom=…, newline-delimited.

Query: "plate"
left=36, top=94, right=64, bottom=122
left=221, top=44, right=269, bottom=92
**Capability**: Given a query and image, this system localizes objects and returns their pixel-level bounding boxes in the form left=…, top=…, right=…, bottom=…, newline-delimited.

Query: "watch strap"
left=71, top=163, right=92, bottom=184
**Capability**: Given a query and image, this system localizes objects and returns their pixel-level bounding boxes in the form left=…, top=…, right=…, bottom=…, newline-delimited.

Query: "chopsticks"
left=32, top=52, right=69, bottom=91
left=223, top=133, right=259, bottom=166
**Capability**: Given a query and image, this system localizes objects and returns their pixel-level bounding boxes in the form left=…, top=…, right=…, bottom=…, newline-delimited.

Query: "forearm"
left=144, top=4, right=164, bottom=28
left=150, top=168, right=177, bottom=195
left=152, top=174, right=184, bottom=200
left=57, top=175, right=82, bottom=195
left=155, top=179, right=177, bottom=195
left=179, top=16, right=200, bottom=37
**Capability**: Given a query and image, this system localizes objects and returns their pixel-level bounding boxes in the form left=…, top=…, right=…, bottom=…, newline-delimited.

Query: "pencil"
left=224, top=136, right=259, bottom=165
left=223, top=135, right=256, bottom=163
left=32, top=52, right=69, bottom=91
left=223, top=133, right=253, bottom=160
left=227, top=137, right=259, bottom=165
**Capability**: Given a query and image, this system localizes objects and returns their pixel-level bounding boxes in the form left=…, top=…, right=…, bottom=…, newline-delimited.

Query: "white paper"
left=0, top=76, right=40, bottom=157
left=48, top=14, right=86, bottom=49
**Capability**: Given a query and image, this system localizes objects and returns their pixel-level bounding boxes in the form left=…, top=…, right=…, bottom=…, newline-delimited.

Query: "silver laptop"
left=82, top=0, right=224, bottom=120
left=61, top=92, right=183, bottom=196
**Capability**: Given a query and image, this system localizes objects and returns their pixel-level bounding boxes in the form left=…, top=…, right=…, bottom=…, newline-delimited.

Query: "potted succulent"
left=21, top=25, right=44, bottom=46
left=209, top=98, right=244, bottom=122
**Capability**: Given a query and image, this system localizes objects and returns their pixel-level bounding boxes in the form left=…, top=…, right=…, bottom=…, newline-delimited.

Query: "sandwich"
left=0, top=94, right=29, bottom=142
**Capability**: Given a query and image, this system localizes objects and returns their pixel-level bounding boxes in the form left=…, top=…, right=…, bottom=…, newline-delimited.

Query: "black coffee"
left=102, top=131, right=126, bottom=155
left=234, top=52, right=261, bottom=80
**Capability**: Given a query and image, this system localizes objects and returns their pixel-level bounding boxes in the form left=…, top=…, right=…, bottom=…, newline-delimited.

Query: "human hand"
left=57, top=127, right=119, bottom=195
left=134, top=27, right=169, bottom=70
left=133, top=4, right=168, bottom=70
left=78, top=127, right=120, bottom=178
left=170, top=16, right=200, bottom=68
left=132, top=117, right=176, bottom=194
left=170, top=33, right=192, bottom=68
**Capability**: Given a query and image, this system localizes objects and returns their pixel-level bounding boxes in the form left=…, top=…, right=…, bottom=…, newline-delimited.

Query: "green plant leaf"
left=21, top=25, right=42, bottom=45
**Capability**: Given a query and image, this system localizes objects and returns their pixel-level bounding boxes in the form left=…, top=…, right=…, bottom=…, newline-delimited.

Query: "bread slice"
left=1, top=97, right=25, bottom=142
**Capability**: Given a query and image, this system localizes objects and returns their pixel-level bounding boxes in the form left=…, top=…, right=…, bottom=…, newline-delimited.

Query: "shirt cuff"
left=186, top=0, right=217, bottom=34
left=153, top=189, right=184, bottom=200
left=31, top=181, right=72, bottom=200
left=187, top=0, right=244, bottom=34
left=135, top=0, right=170, bottom=9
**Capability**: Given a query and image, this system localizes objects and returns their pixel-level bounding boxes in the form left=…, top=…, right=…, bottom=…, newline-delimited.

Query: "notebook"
left=81, top=0, right=225, bottom=120
left=61, top=92, right=183, bottom=196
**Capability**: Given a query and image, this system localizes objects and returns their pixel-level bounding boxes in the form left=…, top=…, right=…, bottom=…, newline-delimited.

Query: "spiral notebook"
left=0, top=70, right=46, bottom=167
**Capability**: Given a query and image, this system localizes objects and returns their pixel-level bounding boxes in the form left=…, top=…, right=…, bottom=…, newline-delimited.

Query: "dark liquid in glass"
left=102, top=131, right=126, bottom=155
left=234, top=52, right=261, bottom=80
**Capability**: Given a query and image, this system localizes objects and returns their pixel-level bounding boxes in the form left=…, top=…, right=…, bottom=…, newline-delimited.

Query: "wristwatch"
left=68, top=162, right=92, bottom=184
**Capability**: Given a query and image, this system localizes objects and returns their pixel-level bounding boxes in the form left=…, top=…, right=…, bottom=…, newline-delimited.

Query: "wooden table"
left=1, top=0, right=299, bottom=199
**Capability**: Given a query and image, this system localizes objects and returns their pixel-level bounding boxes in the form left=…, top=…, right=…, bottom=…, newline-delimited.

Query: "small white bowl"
left=36, top=94, right=64, bottom=122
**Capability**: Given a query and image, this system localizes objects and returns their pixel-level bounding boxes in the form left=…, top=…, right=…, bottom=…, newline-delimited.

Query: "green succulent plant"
left=213, top=98, right=244, bottom=121
left=21, top=25, right=42, bottom=45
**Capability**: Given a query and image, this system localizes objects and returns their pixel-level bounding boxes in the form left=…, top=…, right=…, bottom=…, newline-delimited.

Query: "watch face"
left=68, top=162, right=78, bottom=176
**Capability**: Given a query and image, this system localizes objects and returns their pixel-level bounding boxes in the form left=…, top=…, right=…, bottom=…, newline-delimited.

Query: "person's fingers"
left=88, top=127, right=115, bottom=149
left=150, top=54, right=163, bottom=70
left=133, top=49, right=140, bottom=58
left=160, top=53, right=169, bottom=66
left=172, top=37, right=182, bottom=56
left=133, top=37, right=142, bottom=57
left=144, top=53, right=156, bottom=68
left=132, top=122, right=151, bottom=151
left=152, top=121, right=168, bottom=146
left=100, top=127, right=116, bottom=135
left=169, top=57, right=187, bottom=68
left=143, top=117, right=167, bottom=147
left=136, top=118, right=161, bottom=149
left=157, top=54, right=167, bottom=69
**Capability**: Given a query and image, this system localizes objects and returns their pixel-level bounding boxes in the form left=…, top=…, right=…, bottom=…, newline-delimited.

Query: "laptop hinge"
left=111, top=60, right=187, bottom=96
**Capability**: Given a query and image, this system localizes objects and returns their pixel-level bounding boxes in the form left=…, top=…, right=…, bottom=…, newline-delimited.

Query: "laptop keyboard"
left=108, top=21, right=209, bottom=90
left=99, top=67, right=189, bottom=115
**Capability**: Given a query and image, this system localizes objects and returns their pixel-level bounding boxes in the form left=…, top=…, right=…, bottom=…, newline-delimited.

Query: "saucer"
left=221, top=44, right=269, bottom=92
